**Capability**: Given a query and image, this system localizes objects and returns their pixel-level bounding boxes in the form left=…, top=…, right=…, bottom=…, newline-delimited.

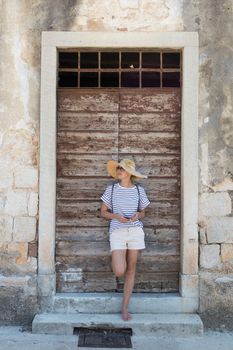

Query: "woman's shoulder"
left=134, top=183, right=147, bottom=194
left=105, top=181, right=118, bottom=190
left=134, top=182, right=144, bottom=189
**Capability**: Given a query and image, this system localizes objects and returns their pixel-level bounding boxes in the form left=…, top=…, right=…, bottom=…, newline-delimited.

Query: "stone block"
left=0, top=169, right=13, bottom=189
left=0, top=216, right=13, bottom=242
left=28, top=240, right=38, bottom=257
left=179, top=274, right=199, bottom=297
left=13, top=217, right=36, bottom=242
left=15, top=256, right=37, bottom=273
left=5, top=191, right=28, bottom=216
left=200, top=244, right=221, bottom=269
left=0, top=193, right=6, bottom=215
left=207, top=217, right=233, bottom=243
left=0, top=275, right=37, bottom=296
left=119, top=0, right=139, bottom=9
left=0, top=275, right=38, bottom=324
left=28, top=192, right=38, bottom=216
left=38, top=274, right=56, bottom=297
left=14, top=166, right=38, bottom=188
left=221, top=244, right=233, bottom=262
left=199, top=271, right=233, bottom=313
left=199, top=192, right=231, bottom=217
left=199, top=227, right=207, bottom=244
left=8, top=242, right=28, bottom=257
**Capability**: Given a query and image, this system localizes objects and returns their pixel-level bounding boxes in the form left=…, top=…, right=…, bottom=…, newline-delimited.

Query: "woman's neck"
left=119, top=178, right=134, bottom=188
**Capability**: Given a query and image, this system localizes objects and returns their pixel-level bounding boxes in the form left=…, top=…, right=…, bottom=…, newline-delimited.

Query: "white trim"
left=39, top=31, right=199, bottom=311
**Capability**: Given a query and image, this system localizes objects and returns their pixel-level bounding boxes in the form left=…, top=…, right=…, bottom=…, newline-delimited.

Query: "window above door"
left=58, top=50, right=182, bottom=89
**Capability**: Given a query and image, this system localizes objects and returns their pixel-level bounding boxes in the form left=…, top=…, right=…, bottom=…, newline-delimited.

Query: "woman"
left=100, top=158, right=150, bottom=321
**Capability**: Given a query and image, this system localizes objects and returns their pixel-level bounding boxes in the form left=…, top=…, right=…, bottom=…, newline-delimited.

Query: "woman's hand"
left=129, top=210, right=146, bottom=222
left=115, top=214, right=131, bottom=223
left=130, top=212, right=140, bottom=222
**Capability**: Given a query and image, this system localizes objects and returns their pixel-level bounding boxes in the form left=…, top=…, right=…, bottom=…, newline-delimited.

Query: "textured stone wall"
left=0, top=0, right=233, bottom=326
left=183, top=0, right=233, bottom=327
left=0, top=0, right=184, bottom=324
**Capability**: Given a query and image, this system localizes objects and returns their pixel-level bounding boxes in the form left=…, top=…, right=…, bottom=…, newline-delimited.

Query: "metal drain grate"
left=74, top=327, right=133, bottom=348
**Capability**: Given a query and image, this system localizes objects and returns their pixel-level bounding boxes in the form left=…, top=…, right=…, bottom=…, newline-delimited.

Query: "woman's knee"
left=112, top=265, right=126, bottom=277
left=126, top=263, right=137, bottom=275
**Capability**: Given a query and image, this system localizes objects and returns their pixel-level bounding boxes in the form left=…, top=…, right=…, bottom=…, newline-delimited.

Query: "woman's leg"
left=121, top=249, right=140, bottom=321
left=111, top=249, right=127, bottom=277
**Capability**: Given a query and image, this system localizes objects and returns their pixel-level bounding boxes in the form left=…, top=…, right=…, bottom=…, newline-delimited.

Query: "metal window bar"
left=58, top=50, right=182, bottom=89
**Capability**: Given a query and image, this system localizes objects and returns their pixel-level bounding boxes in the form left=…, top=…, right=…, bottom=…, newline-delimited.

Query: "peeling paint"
left=220, top=85, right=233, bottom=148
left=200, top=143, right=209, bottom=187
left=212, top=177, right=233, bottom=192
left=12, top=33, right=30, bottom=123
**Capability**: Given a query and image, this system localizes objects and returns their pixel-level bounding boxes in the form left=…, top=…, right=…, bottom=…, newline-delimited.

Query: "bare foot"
left=121, top=308, right=132, bottom=321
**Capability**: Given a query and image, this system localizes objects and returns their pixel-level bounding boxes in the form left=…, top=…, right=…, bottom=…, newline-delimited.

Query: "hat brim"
left=107, top=160, right=147, bottom=179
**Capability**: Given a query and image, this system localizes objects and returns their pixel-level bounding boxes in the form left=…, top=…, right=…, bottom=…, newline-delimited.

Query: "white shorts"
left=109, top=226, right=145, bottom=251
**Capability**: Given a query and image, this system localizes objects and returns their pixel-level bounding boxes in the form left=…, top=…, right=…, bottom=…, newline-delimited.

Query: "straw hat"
left=107, top=158, right=148, bottom=179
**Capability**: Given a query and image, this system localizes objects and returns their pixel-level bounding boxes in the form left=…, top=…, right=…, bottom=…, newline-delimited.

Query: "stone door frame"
left=38, top=31, right=199, bottom=310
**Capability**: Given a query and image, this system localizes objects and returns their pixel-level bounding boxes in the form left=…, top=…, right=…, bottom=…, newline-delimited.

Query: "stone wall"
left=183, top=0, right=233, bottom=329
left=0, top=0, right=232, bottom=326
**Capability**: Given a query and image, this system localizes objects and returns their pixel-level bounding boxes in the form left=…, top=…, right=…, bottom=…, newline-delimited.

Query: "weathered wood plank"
left=119, top=132, right=181, bottom=154
left=57, top=154, right=180, bottom=177
left=56, top=227, right=109, bottom=242
left=56, top=256, right=113, bottom=272
left=120, top=92, right=181, bottom=113
left=56, top=271, right=179, bottom=292
left=137, top=255, right=180, bottom=272
left=119, top=113, right=180, bottom=132
left=57, top=131, right=118, bottom=154
left=117, top=272, right=179, bottom=292
left=56, top=177, right=180, bottom=201
left=58, top=91, right=119, bottom=112
left=58, top=112, right=118, bottom=131
left=56, top=200, right=180, bottom=226
left=56, top=241, right=111, bottom=256
left=56, top=272, right=117, bottom=292
left=55, top=226, right=180, bottom=242
left=56, top=255, right=180, bottom=273
left=57, top=154, right=118, bottom=177
left=56, top=241, right=179, bottom=257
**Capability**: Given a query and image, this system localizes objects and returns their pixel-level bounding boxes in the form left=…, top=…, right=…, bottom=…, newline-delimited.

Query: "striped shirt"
left=100, top=182, right=150, bottom=233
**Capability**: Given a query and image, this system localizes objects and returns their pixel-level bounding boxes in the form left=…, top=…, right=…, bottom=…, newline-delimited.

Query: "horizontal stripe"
left=101, top=182, right=150, bottom=233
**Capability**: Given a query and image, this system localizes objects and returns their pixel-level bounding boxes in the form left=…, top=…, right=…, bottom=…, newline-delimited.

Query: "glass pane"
left=80, top=52, right=98, bottom=68
left=80, top=72, right=98, bottom=87
left=142, top=72, right=160, bottom=87
left=58, top=72, right=77, bottom=87
left=142, top=52, right=160, bottom=68
left=162, top=72, right=180, bottom=87
left=59, top=52, right=78, bottom=68
left=163, top=53, right=180, bottom=68
left=101, top=72, right=119, bottom=87
left=121, top=72, right=139, bottom=87
left=121, top=52, right=139, bottom=69
left=101, top=52, right=119, bottom=68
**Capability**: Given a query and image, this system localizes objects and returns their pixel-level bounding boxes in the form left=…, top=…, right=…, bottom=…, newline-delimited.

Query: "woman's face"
left=116, top=166, right=132, bottom=180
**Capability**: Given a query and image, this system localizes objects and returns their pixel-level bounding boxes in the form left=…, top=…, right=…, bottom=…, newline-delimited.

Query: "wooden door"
left=56, top=88, right=181, bottom=292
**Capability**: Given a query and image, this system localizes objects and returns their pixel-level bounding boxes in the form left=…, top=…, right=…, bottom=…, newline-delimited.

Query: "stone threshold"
left=49, top=292, right=199, bottom=314
left=32, top=312, right=204, bottom=336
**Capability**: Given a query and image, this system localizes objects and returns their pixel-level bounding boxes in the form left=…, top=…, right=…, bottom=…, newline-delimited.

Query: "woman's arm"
left=100, top=202, right=130, bottom=223
left=100, top=202, right=117, bottom=220
left=130, top=209, right=146, bottom=221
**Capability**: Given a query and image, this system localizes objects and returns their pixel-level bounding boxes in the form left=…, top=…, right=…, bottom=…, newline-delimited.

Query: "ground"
left=200, top=310, right=233, bottom=332
left=1, top=326, right=233, bottom=350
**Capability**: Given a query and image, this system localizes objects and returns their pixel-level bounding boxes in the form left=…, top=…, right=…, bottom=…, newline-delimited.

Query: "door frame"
left=38, top=32, right=199, bottom=309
